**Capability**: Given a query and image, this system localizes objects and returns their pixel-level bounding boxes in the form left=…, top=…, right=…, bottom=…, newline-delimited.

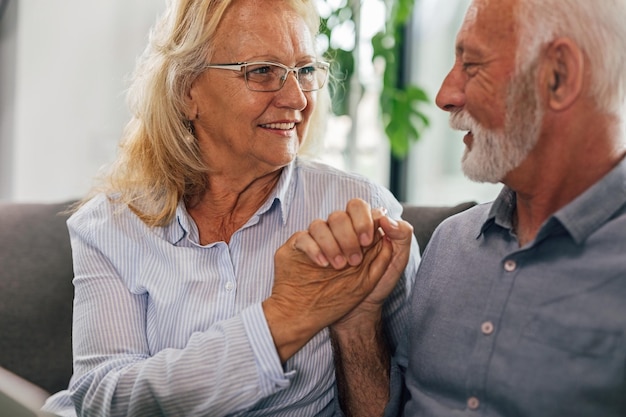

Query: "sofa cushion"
left=0, top=202, right=75, bottom=394
left=402, top=201, right=477, bottom=254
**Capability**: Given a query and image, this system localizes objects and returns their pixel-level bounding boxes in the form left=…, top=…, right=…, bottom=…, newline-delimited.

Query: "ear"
left=184, top=80, right=199, bottom=121
left=539, top=37, right=585, bottom=111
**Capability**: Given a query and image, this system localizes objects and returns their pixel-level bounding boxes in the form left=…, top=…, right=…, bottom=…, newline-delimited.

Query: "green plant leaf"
left=320, top=0, right=430, bottom=158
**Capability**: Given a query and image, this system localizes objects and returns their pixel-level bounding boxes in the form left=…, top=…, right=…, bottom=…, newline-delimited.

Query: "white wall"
left=4, top=0, right=164, bottom=202
left=0, top=0, right=17, bottom=199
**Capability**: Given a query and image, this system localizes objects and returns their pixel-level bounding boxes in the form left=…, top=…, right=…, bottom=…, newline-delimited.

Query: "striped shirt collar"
left=169, top=159, right=297, bottom=245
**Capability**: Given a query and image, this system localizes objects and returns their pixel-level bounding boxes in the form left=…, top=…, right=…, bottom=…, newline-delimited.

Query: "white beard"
left=450, top=63, right=544, bottom=183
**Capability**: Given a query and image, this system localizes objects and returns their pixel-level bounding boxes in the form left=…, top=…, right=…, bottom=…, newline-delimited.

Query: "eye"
left=246, top=64, right=273, bottom=76
left=462, top=62, right=479, bottom=75
left=298, top=65, right=316, bottom=76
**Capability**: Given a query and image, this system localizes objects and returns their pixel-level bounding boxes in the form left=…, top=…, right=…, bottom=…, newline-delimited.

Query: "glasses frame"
left=203, top=61, right=330, bottom=92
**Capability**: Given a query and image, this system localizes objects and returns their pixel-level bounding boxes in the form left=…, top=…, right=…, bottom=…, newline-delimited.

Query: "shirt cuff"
left=240, top=303, right=295, bottom=396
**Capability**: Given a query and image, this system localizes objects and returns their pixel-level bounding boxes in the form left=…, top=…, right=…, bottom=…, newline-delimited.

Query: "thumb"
left=363, top=235, right=394, bottom=284
left=378, top=216, right=413, bottom=246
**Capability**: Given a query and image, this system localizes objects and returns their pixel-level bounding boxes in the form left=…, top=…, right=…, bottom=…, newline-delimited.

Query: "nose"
left=435, top=64, right=466, bottom=112
left=275, top=71, right=307, bottom=110
left=280, top=69, right=300, bottom=85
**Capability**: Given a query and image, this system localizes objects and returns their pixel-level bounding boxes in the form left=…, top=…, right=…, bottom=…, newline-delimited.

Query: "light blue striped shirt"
left=43, top=158, right=419, bottom=417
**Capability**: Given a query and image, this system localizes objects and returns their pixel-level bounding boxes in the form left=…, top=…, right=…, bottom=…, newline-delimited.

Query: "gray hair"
left=515, top=0, right=626, bottom=116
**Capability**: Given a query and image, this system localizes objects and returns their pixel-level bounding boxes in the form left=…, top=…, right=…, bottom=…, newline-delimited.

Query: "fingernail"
left=317, top=254, right=329, bottom=267
left=349, top=253, right=362, bottom=266
left=359, top=233, right=369, bottom=246
left=334, top=255, right=346, bottom=267
left=388, top=217, right=399, bottom=228
left=379, top=207, right=388, bottom=215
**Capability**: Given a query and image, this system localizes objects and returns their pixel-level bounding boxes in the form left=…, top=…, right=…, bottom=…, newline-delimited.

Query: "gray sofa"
left=0, top=199, right=476, bottom=417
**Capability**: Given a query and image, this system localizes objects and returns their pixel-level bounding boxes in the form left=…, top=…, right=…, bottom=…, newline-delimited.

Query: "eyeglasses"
left=203, top=61, right=330, bottom=92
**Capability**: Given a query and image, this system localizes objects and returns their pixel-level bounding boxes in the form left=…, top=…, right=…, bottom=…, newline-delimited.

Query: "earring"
left=184, top=120, right=196, bottom=145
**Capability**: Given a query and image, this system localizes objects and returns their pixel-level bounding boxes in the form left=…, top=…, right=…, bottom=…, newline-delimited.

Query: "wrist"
left=330, top=310, right=390, bottom=417
left=262, top=296, right=318, bottom=363
left=330, top=309, right=383, bottom=343
left=329, top=303, right=383, bottom=334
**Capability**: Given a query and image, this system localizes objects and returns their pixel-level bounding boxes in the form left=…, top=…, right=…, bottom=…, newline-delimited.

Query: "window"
left=317, top=0, right=500, bottom=205
left=316, top=0, right=391, bottom=189
left=404, top=0, right=501, bottom=205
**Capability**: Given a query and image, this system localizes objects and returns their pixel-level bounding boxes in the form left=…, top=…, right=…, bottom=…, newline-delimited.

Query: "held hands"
left=263, top=199, right=413, bottom=362
left=301, top=199, right=413, bottom=320
left=318, top=200, right=413, bottom=334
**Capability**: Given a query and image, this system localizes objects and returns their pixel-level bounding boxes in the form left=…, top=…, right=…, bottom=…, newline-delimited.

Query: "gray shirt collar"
left=480, top=157, right=626, bottom=245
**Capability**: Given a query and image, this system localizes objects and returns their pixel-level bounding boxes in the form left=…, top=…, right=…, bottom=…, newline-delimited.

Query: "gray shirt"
left=394, top=158, right=626, bottom=416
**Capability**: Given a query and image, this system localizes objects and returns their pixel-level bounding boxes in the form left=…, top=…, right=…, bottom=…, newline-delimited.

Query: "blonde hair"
left=88, top=0, right=329, bottom=226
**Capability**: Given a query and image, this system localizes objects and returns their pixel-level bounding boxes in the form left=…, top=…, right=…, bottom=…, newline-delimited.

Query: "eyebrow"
left=243, top=55, right=318, bottom=64
left=455, top=41, right=483, bottom=58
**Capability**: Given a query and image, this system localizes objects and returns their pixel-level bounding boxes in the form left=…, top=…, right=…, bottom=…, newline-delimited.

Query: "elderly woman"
left=43, top=0, right=418, bottom=416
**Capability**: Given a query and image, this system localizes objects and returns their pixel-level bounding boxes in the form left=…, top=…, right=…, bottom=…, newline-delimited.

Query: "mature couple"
left=44, top=0, right=626, bottom=416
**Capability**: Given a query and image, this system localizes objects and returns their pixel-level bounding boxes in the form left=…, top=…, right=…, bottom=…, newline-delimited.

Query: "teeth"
left=261, top=122, right=295, bottom=130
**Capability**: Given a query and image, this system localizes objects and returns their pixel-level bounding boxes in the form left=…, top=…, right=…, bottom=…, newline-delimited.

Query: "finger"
left=360, top=234, right=394, bottom=291
left=290, top=230, right=330, bottom=267
left=370, top=206, right=388, bottom=223
left=327, top=210, right=363, bottom=267
left=376, top=217, right=413, bottom=291
left=378, top=216, right=413, bottom=245
left=308, top=218, right=347, bottom=269
left=345, top=199, right=375, bottom=247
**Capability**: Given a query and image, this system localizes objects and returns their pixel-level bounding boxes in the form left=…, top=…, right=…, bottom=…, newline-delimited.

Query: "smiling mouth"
left=463, top=131, right=474, bottom=148
left=260, top=122, right=296, bottom=130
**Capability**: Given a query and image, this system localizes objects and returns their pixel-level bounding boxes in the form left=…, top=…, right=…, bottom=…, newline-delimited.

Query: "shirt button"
left=224, top=281, right=235, bottom=291
left=467, top=396, right=480, bottom=410
left=481, top=321, right=494, bottom=335
left=504, top=259, right=517, bottom=272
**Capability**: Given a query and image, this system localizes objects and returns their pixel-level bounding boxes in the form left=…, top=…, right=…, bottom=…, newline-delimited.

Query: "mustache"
left=449, top=110, right=477, bottom=132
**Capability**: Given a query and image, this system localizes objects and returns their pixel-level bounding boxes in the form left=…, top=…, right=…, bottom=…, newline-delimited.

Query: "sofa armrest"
left=0, top=366, right=57, bottom=417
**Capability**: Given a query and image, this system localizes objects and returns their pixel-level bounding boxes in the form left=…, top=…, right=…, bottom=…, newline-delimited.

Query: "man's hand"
left=263, top=214, right=393, bottom=362
left=291, top=198, right=414, bottom=417
left=302, top=199, right=413, bottom=327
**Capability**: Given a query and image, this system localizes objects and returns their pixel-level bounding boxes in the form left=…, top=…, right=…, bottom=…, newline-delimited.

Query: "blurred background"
left=0, top=0, right=501, bottom=205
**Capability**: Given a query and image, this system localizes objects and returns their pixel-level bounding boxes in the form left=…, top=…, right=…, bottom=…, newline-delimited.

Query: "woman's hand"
left=302, top=199, right=413, bottom=326
left=262, top=198, right=413, bottom=362
left=263, top=221, right=391, bottom=362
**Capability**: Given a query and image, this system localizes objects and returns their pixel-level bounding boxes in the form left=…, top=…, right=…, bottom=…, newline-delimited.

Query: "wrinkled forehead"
left=458, top=0, right=519, bottom=50
left=212, top=0, right=317, bottom=60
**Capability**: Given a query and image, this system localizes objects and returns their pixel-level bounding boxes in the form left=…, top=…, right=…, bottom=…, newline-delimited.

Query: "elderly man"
left=322, top=0, right=626, bottom=415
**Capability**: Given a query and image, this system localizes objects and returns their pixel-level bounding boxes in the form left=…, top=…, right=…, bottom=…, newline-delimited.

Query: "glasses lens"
left=244, top=63, right=283, bottom=91
left=243, top=62, right=329, bottom=92
left=297, top=63, right=328, bottom=92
